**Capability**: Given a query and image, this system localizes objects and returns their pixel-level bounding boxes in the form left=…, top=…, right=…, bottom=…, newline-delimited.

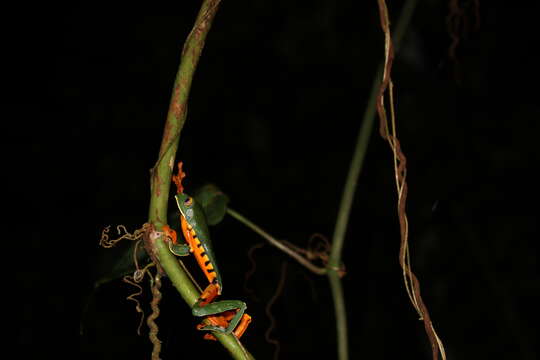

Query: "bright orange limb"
left=197, top=283, right=219, bottom=307
left=198, top=312, right=252, bottom=341
left=233, top=313, right=252, bottom=339
left=199, top=314, right=229, bottom=340
left=172, top=161, right=186, bottom=194
left=162, top=225, right=177, bottom=244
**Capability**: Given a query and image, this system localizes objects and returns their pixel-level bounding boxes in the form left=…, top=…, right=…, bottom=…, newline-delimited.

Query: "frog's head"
left=175, top=193, right=195, bottom=222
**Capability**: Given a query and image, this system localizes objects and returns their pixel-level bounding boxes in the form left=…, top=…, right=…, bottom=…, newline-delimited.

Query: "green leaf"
left=193, top=183, right=230, bottom=226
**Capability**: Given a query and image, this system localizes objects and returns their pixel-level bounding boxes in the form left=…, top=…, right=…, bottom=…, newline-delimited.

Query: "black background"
left=9, top=2, right=538, bottom=359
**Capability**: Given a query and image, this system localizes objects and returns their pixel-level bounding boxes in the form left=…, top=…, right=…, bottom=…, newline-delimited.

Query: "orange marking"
left=181, top=216, right=219, bottom=290
left=233, top=314, right=252, bottom=339
left=198, top=283, right=219, bottom=307
left=199, top=312, right=252, bottom=341
left=172, top=162, right=186, bottom=194
left=162, top=225, right=177, bottom=244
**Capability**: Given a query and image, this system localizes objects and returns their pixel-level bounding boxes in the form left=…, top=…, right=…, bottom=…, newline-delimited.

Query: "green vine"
left=144, top=1, right=253, bottom=359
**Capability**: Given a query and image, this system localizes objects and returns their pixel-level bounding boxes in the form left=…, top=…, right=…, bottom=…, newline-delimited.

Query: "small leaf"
left=193, top=183, right=230, bottom=226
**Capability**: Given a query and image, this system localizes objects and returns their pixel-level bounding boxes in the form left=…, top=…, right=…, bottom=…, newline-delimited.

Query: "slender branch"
left=145, top=1, right=253, bottom=358
left=227, top=208, right=327, bottom=275
left=327, top=1, right=418, bottom=359
left=327, top=270, right=348, bottom=360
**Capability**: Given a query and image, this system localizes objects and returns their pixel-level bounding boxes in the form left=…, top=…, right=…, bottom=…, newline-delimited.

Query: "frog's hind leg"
left=199, top=311, right=252, bottom=340
left=192, top=294, right=250, bottom=339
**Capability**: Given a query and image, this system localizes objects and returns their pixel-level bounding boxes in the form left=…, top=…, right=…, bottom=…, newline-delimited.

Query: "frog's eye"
left=184, top=197, right=193, bottom=206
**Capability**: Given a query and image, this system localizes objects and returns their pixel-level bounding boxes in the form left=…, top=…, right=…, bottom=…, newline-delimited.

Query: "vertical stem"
left=149, top=0, right=221, bottom=228
left=329, top=0, right=417, bottom=269
left=328, top=270, right=348, bottom=360
left=326, top=1, right=418, bottom=359
left=145, top=1, right=254, bottom=358
left=328, top=83, right=378, bottom=269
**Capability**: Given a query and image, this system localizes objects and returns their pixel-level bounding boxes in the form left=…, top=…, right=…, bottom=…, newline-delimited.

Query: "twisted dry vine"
left=375, top=1, right=446, bottom=359
left=99, top=223, right=163, bottom=352
left=264, top=262, right=287, bottom=360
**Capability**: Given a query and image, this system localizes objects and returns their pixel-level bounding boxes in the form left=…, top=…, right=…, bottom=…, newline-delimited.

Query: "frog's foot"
left=198, top=311, right=252, bottom=341
left=162, top=225, right=177, bottom=244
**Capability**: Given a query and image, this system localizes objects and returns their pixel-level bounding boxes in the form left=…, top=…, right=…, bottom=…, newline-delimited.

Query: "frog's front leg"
left=193, top=283, right=251, bottom=339
left=163, top=225, right=191, bottom=256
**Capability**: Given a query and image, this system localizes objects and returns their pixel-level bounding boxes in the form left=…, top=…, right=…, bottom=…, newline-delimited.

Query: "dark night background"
left=9, top=2, right=538, bottom=359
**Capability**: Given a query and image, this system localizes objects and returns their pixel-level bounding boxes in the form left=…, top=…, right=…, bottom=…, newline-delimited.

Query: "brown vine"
left=147, top=275, right=163, bottom=360
left=244, top=242, right=266, bottom=302
left=376, top=1, right=446, bottom=359
left=264, top=262, right=287, bottom=360
left=446, top=0, right=481, bottom=82
left=99, top=224, right=148, bottom=248
left=99, top=224, right=157, bottom=336
left=123, top=275, right=145, bottom=335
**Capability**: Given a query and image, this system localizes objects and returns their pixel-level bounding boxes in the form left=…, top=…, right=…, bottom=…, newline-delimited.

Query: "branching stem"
left=145, top=1, right=253, bottom=358
left=227, top=208, right=327, bottom=275
left=327, top=1, right=418, bottom=359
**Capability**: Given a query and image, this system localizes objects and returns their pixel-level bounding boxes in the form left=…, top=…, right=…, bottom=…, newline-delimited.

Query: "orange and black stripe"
left=181, top=217, right=222, bottom=294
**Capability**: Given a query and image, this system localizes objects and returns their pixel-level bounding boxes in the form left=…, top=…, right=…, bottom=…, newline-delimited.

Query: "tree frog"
left=163, top=166, right=251, bottom=340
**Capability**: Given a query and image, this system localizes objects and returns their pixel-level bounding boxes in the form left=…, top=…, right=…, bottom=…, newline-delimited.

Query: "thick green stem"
left=148, top=1, right=219, bottom=227
left=146, top=1, right=253, bottom=358
left=327, top=1, right=418, bottom=359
